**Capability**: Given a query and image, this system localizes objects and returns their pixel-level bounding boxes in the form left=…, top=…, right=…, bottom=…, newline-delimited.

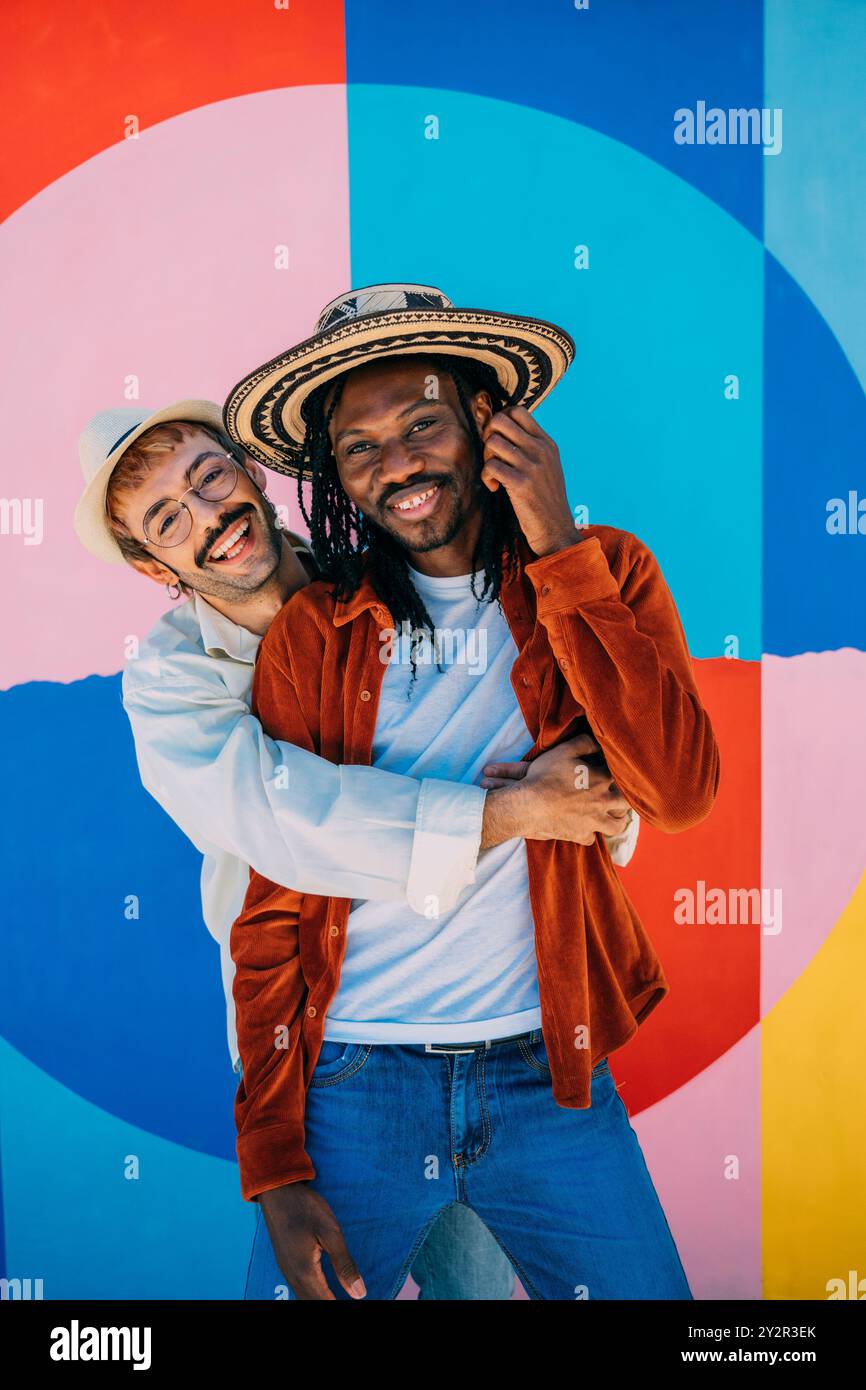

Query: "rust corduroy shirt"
left=231, top=525, right=720, bottom=1201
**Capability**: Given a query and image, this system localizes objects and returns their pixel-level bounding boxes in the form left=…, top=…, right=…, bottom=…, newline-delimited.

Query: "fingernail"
left=350, top=1278, right=367, bottom=1298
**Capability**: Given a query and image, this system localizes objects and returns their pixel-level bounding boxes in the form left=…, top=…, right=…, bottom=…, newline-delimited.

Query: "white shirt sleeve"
left=604, top=809, right=640, bottom=866
left=122, top=666, right=486, bottom=914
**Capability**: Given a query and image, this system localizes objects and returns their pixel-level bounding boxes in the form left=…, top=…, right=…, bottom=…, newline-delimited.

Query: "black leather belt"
left=424, top=1029, right=534, bottom=1055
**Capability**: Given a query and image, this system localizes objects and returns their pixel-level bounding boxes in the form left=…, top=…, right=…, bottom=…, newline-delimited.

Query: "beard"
left=372, top=474, right=475, bottom=555
left=169, top=497, right=283, bottom=601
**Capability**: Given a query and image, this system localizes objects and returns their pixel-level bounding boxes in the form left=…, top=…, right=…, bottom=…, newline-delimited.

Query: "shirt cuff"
left=525, top=536, right=621, bottom=616
left=406, top=779, right=487, bottom=917
left=236, top=1126, right=316, bottom=1203
left=605, top=809, right=640, bottom=866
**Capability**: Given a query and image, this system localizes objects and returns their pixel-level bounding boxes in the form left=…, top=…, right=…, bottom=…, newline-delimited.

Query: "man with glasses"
left=73, top=401, right=640, bottom=1299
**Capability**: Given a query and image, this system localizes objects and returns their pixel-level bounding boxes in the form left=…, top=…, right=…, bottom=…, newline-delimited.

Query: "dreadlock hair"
left=295, top=351, right=522, bottom=687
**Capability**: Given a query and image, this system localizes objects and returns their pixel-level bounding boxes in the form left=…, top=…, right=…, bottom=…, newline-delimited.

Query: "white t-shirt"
left=323, top=564, right=543, bottom=1043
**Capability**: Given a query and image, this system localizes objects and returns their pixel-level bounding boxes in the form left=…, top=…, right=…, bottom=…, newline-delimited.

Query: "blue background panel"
left=345, top=0, right=765, bottom=238
left=0, top=677, right=237, bottom=1163
left=763, top=250, right=866, bottom=656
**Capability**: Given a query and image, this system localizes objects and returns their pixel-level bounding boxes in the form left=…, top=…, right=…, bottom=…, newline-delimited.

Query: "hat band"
left=109, top=424, right=140, bottom=457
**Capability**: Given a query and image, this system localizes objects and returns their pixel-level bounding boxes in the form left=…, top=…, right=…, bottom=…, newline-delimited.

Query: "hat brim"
left=74, top=400, right=226, bottom=565
left=222, top=307, right=575, bottom=479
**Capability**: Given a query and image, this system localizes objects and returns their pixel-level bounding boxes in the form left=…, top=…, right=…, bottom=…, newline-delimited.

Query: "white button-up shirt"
left=122, top=573, right=487, bottom=1071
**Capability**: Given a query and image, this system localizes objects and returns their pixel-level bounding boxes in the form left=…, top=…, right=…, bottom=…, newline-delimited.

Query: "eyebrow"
left=148, top=451, right=224, bottom=511
left=334, top=398, right=445, bottom=445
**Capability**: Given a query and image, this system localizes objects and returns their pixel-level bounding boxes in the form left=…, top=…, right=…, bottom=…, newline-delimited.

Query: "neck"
left=403, top=503, right=483, bottom=578
left=197, top=535, right=310, bottom=636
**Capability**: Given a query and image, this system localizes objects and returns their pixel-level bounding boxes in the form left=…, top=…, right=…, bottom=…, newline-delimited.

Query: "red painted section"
left=0, top=0, right=345, bottom=220
left=615, top=657, right=761, bottom=1113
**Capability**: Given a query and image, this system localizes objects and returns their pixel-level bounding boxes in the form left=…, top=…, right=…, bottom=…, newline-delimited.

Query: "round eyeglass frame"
left=142, top=454, right=239, bottom=548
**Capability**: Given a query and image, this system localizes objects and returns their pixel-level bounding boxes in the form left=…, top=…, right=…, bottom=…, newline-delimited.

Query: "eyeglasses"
left=142, top=454, right=239, bottom=548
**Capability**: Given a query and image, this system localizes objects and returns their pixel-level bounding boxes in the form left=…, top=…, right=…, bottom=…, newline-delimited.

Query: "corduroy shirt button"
left=521, top=676, right=530, bottom=686
left=359, top=689, right=372, bottom=701
left=307, top=1005, right=317, bottom=1018
left=329, top=924, right=340, bottom=937
left=541, top=584, right=552, bottom=596
left=559, top=657, right=570, bottom=670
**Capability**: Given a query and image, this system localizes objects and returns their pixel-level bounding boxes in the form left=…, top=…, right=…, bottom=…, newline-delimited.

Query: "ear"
left=238, top=453, right=269, bottom=492
left=126, top=554, right=181, bottom=588
left=470, top=388, right=495, bottom=434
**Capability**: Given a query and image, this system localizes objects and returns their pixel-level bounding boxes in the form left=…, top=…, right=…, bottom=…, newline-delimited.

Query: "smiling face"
left=109, top=426, right=283, bottom=600
left=324, top=356, right=493, bottom=565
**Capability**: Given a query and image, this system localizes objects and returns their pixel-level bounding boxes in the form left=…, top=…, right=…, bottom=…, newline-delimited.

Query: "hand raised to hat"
left=480, top=405, right=580, bottom=558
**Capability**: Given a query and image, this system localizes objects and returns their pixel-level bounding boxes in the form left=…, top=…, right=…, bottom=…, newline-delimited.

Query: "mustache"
left=196, top=503, right=256, bottom=566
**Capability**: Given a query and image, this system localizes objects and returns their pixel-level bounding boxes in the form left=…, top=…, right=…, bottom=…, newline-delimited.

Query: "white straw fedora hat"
left=223, top=282, right=576, bottom=479
left=74, top=400, right=225, bottom=564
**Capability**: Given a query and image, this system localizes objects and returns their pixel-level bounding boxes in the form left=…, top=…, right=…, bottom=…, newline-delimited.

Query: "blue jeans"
left=243, top=1029, right=692, bottom=1301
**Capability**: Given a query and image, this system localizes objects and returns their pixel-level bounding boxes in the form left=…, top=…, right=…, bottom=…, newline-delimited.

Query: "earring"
left=264, top=493, right=283, bottom=530
left=166, top=582, right=182, bottom=600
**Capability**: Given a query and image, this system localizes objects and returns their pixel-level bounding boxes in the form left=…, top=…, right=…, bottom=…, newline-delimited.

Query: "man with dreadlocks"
left=296, top=351, right=524, bottom=679
left=224, top=285, right=719, bottom=1301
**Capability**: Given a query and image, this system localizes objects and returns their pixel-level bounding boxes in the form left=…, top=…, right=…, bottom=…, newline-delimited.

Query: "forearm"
left=124, top=682, right=485, bottom=912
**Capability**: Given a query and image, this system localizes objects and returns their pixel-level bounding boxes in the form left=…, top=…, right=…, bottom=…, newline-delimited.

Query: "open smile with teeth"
left=210, top=517, right=252, bottom=561
left=388, top=485, right=440, bottom=514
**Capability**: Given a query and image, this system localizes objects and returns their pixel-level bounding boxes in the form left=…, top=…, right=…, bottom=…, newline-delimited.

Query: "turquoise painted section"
left=0, top=1037, right=253, bottom=1299
left=765, top=0, right=866, bottom=398
left=347, top=85, right=763, bottom=659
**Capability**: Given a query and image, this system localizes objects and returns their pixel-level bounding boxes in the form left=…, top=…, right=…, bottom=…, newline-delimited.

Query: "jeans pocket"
left=517, top=1030, right=551, bottom=1073
left=518, top=1033, right=611, bottom=1080
left=308, top=1040, right=372, bottom=1088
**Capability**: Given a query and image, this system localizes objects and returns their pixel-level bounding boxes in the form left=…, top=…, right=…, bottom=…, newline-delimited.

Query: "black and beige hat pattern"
left=223, top=283, right=576, bottom=479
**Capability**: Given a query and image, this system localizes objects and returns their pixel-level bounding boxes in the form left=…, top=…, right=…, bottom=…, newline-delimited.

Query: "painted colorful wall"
left=1, top=0, right=864, bottom=1300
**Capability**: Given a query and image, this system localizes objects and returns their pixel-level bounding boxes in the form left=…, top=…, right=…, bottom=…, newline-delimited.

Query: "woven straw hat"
left=223, top=282, right=575, bottom=479
left=74, top=400, right=225, bottom=564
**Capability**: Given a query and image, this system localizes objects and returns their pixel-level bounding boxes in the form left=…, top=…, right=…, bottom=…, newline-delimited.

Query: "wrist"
left=480, top=782, right=532, bottom=848
left=259, top=1177, right=310, bottom=1209
left=532, top=527, right=583, bottom=558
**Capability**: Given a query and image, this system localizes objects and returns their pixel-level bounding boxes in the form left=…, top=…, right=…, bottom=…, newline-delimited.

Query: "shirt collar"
left=332, top=536, right=531, bottom=627
left=194, top=592, right=262, bottom=664
left=333, top=565, right=388, bottom=627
